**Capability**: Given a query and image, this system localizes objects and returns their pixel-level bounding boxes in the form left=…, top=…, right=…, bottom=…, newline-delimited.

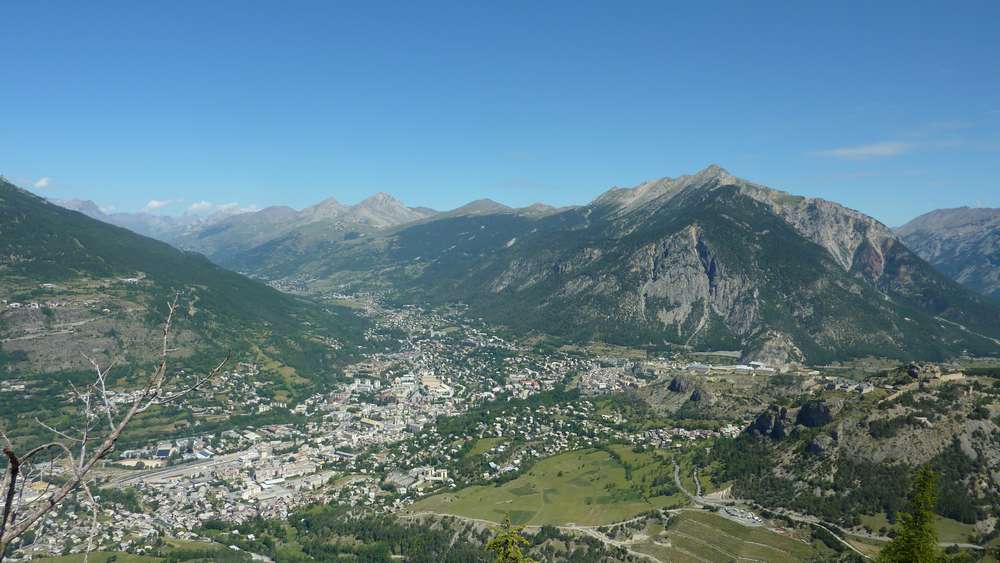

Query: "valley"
left=5, top=171, right=1000, bottom=562
left=6, top=5, right=1000, bottom=561
left=6, top=288, right=1000, bottom=561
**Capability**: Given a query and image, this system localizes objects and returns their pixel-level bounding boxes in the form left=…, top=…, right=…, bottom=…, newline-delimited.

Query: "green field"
left=465, top=437, right=504, bottom=457
left=412, top=446, right=686, bottom=526
left=984, top=536, right=1000, bottom=563
left=859, top=512, right=978, bottom=545
left=631, top=510, right=827, bottom=563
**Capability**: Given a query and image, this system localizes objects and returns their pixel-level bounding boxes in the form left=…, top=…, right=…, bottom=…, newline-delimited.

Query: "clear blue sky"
left=2, top=1, right=998, bottom=226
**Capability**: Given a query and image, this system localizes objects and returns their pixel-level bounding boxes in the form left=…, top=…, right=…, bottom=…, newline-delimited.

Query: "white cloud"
left=33, top=177, right=52, bottom=189
left=188, top=200, right=215, bottom=213
left=141, top=199, right=174, bottom=212
left=185, top=200, right=258, bottom=215
left=811, top=141, right=916, bottom=159
left=218, top=202, right=258, bottom=213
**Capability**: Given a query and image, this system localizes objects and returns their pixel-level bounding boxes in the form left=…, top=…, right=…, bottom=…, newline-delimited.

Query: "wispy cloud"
left=811, top=141, right=916, bottom=159
left=33, top=176, right=52, bottom=189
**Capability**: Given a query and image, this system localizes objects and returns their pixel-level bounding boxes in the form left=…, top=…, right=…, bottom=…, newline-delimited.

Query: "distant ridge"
left=897, top=206, right=1000, bottom=300
left=210, top=165, right=1000, bottom=365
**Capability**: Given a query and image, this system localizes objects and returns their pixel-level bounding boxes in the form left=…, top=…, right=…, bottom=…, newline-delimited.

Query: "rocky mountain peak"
left=357, top=192, right=404, bottom=210
left=303, top=196, right=349, bottom=221
left=897, top=207, right=1000, bottom=237
left=52, top=198, right=106, bottom=220
left=517, top=203, right=560, bottom=216
left=593, top=164, right=740, bottom=212
left=897, top=206, right=1000, bottom=300
left=349, top=192, right=429, bottom=227
left=689, top=163, right=735, bottom=184
left=446, top=199, right=513, bottom=216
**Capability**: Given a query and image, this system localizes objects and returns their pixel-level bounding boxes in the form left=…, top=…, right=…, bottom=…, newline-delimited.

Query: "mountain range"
left=1, top=177, right=364, bottom=401
left=42, top=166, right=1000, bottom=365
left=897, top=207, right=1000, bottom=301
left=51, top=198, right=246, bottom=241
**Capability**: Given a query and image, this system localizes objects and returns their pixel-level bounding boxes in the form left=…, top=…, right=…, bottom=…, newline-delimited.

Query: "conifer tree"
left=486, top=516, right=535, bottom=563
left=878, top=466, right=940, bottom=563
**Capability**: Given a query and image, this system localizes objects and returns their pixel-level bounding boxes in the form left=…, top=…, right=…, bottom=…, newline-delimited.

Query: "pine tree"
left=486, top=516, right=535, bottom=563
left=878, top=466, right=940, bottom=563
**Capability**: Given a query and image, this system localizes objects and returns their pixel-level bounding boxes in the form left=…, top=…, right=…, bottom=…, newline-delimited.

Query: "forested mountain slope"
left=216, top=166, right=1000, bottom=365
left=0, top=177, right=365, bottom=410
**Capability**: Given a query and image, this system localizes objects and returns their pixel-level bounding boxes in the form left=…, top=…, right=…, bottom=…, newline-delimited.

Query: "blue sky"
left=2, top=1, right=998, bottom=226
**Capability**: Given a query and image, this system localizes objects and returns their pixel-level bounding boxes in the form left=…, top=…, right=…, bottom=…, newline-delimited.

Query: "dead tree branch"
left=0, top=292, right=229, bottom=561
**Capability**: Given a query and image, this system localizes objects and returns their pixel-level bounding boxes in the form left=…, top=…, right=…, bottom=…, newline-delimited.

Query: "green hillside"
left=0, top=178, right=366, bottom=445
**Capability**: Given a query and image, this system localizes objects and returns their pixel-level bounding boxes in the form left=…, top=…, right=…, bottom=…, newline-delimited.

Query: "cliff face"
left=220, top=166, right=1000, bottom=365
left=897, top=207, right=1000, bottom=301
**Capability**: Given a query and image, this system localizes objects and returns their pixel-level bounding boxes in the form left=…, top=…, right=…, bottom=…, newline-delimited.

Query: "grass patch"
left=465, top=437, right=503, bottom=458
left=859, top=512, right=977, bottom=545
left=412, top=447, right=686, bottom=526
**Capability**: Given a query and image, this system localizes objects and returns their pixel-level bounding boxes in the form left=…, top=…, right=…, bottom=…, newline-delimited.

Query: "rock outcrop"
left=746, top=406, right=792, bottom=440
left=668, top=374, right=695, bottom=394
left=806, top=433, right=835, bottom=456
left=689, top=387, right=716, bottom=404
left=795, top=400, right=840, bottom=428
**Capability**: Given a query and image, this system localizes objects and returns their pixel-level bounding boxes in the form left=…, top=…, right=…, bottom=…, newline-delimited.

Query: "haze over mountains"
left=43, top=166, right=1000, bottom=365
left=52, top=191, right=565, bottom=261
left=52, top=197, right=249, bottom=241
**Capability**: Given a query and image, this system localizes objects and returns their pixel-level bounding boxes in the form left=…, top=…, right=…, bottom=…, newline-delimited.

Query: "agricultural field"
left=630, top=510, right=830, bottom=563
left=411, top=446, right=686, bottom=526
left=858, top=512, right=979, bottom=545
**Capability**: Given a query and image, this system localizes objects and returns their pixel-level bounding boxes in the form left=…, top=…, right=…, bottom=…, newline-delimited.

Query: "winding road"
left=670, top=460, right=985, bottom=558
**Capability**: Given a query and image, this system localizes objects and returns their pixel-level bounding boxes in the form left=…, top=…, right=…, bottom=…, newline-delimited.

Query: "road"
left=670, top=460, right=872, bottom=559
left=671, top=460, right=985, bottom=558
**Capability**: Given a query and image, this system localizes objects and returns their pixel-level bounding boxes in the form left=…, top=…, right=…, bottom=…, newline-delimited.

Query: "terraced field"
left=631, top=510, right=826, bottom=563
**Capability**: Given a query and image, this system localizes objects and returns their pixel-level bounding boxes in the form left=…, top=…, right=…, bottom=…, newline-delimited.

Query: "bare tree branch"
left=0, top=291, right=229, bottom=561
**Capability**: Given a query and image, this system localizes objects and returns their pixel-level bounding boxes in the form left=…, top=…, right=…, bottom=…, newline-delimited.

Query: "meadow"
left=412, top=446, right=686, bottom=526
